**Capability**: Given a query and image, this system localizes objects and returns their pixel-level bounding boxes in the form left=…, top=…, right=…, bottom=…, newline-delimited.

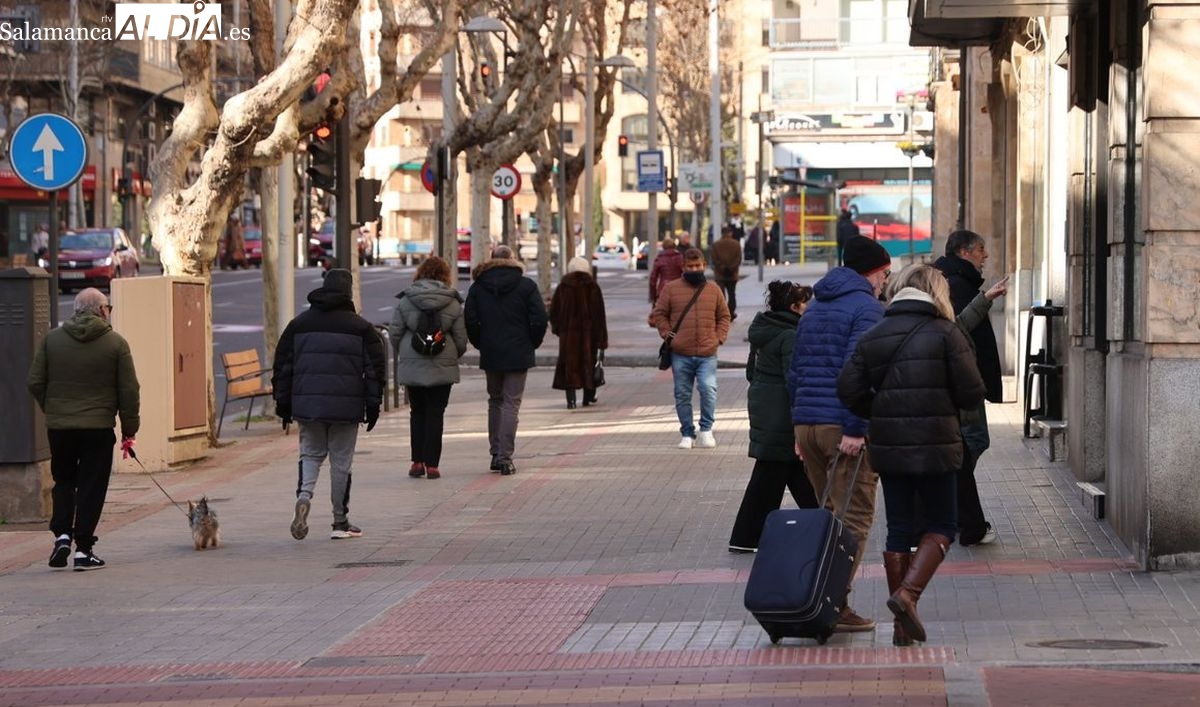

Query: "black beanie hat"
left=842, top=236, right=891, bottom=275
left=324, top=268, right=353, bottom=295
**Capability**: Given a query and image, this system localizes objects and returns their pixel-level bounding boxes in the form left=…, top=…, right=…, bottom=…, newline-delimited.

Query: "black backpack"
left=410, top=308, right=447, bottom=356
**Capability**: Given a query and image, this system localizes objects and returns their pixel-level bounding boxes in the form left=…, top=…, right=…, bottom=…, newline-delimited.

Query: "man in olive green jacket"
left=28, top=288, right=139, bottom=571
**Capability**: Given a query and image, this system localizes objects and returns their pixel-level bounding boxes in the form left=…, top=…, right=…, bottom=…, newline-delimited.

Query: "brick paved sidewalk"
left=2, top=265, right=1200, bottom=706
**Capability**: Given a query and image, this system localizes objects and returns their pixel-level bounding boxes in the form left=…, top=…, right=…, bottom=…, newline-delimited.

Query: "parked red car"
left=242, top=227, right=263, bottom=267
left=56, top=228, right=140, bottom=292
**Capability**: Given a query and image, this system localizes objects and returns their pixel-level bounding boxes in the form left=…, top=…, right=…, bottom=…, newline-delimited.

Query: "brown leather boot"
left=882, top=552, right=913, bottom=646
left=886, top=533, right=951, bottom=643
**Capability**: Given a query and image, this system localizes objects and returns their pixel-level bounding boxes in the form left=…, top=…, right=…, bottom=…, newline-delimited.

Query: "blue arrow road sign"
left=8, top=113, right=89, bottom=191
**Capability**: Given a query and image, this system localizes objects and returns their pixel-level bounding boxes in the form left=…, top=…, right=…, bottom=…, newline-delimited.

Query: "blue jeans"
left=671, top=354, right=717, bottom=438
left=880, top=472, right=957, bottom=552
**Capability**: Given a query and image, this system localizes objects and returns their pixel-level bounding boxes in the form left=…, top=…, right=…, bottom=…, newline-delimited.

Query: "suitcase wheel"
left=769, top=633, right=782, bottom=645
left=816, top=633, right=829, bottom=645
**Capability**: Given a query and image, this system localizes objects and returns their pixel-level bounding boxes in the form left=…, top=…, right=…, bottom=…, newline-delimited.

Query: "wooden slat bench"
left=219, top=349, right=273, bottom=437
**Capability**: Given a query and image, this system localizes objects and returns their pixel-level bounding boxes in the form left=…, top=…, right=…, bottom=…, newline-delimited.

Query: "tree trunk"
left=532, top=170, right=555, bottom=297
left=259, top=167, right=281, bottom=367
left=468, top=149, right=499, bottom=268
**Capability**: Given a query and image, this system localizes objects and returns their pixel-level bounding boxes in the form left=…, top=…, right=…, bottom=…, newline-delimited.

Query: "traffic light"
left=355, top=177, right=382, bottom=224
left=307, top=123, right=337, bottom=193
left=617, top=134, right=629, bottom=157
left=479, top=60, right=492, bottom=81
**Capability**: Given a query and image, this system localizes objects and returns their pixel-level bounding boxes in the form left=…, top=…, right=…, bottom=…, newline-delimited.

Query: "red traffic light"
left=313, top=123, right=333, bottom=141
left=618, top=134, right=629, bottom=157
left=480, top=61, right=492, bottom=79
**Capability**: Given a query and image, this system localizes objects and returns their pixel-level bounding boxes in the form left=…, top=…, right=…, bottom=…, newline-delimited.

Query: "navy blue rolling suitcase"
left=743, top=454, right=862, bottom=645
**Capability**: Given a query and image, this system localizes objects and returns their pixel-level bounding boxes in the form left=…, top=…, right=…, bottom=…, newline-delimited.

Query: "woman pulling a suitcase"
left=837, top=264, right=985, bottom=646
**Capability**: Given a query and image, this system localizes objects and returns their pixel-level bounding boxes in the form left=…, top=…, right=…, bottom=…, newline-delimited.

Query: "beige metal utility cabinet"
left=111, top=276, right=209, bottom=471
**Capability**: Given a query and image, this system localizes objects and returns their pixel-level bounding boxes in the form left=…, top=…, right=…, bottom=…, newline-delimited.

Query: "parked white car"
left=591, top=242, right=632, bottom=270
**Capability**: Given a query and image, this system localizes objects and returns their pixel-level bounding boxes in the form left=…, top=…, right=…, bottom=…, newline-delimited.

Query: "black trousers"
left=48, top=428, right=116, bottom=553
left=956, top=441, right=989, bottom=542
left=718, top=279, right=738, bottom=316
left=565, top=389, right=597, bottom=406
left=729, top=457, right=818, bottom=549
left=406, top=384, right=453, bottom=467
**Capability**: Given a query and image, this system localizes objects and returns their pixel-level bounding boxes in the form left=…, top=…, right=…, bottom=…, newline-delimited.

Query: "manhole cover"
left=1028, top=639, right=1167, bottom=650
left=334, top=560, right=410, bottom=568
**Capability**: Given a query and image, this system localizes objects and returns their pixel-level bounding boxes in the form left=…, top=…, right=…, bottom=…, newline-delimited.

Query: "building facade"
left=912, top=0, right=1200, bottom=569
left=0, top=1, right=181, bottom=263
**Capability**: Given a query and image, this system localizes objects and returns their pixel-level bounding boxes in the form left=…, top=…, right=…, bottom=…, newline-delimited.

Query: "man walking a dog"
left=28, top=288, right=140, bottom=571
left=273, top=269, right=387, bottom=540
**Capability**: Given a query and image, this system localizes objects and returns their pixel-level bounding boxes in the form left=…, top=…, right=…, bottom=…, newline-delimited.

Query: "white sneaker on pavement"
left=697, top=431, right=717, bottom=448
left=677, top=436, right=695, bottom=449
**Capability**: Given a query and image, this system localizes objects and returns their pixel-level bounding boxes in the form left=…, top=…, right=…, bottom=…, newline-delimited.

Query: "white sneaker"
left=677, top=436, right=695, bottom=449
left=697, top=431, right=716, bottom=448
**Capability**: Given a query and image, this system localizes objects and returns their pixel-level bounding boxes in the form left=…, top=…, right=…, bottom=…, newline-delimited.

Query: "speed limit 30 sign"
left=491, top=164, right=522, bottom=200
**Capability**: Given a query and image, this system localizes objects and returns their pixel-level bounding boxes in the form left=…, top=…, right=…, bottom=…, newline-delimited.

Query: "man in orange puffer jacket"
left=650, top=248, right=731, bottom=450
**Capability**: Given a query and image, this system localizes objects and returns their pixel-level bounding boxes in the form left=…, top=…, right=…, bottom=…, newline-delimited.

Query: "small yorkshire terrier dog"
left=187, top=497, right=220, bottom=550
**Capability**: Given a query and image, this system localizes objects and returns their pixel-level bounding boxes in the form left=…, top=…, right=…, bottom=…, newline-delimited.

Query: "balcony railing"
left=769, top=17, right=912, bottom=50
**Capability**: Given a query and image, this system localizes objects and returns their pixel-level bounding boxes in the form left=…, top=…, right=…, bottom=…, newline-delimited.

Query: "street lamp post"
left=646, top=0, right=659, bottom=264
left=750, top=106, right=774, bottom=283
left=582, top=45, right=596, bottom=264
left=612, top=77, right=677, bottom=234
left=457, top=16, right=507, bottom=267
left=581, top=54, right=636, bottom=264
left=707, top=0, right=722, bottom=244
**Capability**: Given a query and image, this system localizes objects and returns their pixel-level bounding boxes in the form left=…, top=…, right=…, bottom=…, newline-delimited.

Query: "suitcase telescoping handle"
left=817, top=451, right=865, bottom=523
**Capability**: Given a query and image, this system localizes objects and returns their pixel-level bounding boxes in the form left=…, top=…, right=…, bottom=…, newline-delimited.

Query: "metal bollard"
left=373, top=325, right=393, bottom=413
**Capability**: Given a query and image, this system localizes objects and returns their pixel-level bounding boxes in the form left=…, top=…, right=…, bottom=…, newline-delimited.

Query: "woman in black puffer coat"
left=727, top=281, right=818, bottom=553
left=837, top=264, right=985, bottom=646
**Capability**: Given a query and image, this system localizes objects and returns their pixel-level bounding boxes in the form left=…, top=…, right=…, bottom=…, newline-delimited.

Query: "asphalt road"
left=51, top=262, right=653, bottom=424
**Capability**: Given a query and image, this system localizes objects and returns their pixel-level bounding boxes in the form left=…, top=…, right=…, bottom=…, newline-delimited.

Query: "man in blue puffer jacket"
left=787, top=235, right=891, bottom=634
left=273, top=269, right=387, bottom=541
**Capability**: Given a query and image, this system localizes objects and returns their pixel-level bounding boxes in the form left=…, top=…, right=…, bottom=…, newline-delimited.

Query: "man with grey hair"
left=934, top=229, right=1007, bottom=546
left=465, top=245, right=548, bottom=475
left=28, top=288, right=140, bottom=571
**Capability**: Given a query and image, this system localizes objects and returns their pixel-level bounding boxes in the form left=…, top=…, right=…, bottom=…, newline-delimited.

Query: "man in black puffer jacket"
left=465, top=245, right=548, bottom=476
left=273, top=269, right=386, bottom=541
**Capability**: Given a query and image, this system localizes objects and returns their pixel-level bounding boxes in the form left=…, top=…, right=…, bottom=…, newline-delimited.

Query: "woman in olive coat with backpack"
left=728, top=281, right=818, bottom=552
left=388, top=256, right=468, bottom=479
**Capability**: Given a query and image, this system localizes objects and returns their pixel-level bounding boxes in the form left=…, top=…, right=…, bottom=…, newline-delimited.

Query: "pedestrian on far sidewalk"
left=388, top=256, right=468, bottom=481
left=836, top=209, right=860, bottom=266
left=31, top=222, right=49, bottom=261
left=837, top=263, right=985, bottom=645
left=648, top=236, right=683, bottom=304
left=28, top=288, right=139, bottom=571
left=728, top=281, right=817, bottom=553
left=650, top=248, right=731, bottom=450
left=710, top=224, right=743, bottom=320
left=550, top=256, right=608, bottom=409
left=787, top=234, right=891, bottom=634
left=465, top=245, right=549, bottom=476
left=273, top=269, right=386, bottom=541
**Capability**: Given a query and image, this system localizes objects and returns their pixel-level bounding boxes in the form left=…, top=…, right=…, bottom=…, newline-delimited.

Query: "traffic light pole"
left=334, top=114, right=352, bottom=269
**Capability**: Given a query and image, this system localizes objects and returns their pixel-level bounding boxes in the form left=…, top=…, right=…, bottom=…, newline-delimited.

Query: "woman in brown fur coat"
left=550, top=257, right=609, bottom=408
